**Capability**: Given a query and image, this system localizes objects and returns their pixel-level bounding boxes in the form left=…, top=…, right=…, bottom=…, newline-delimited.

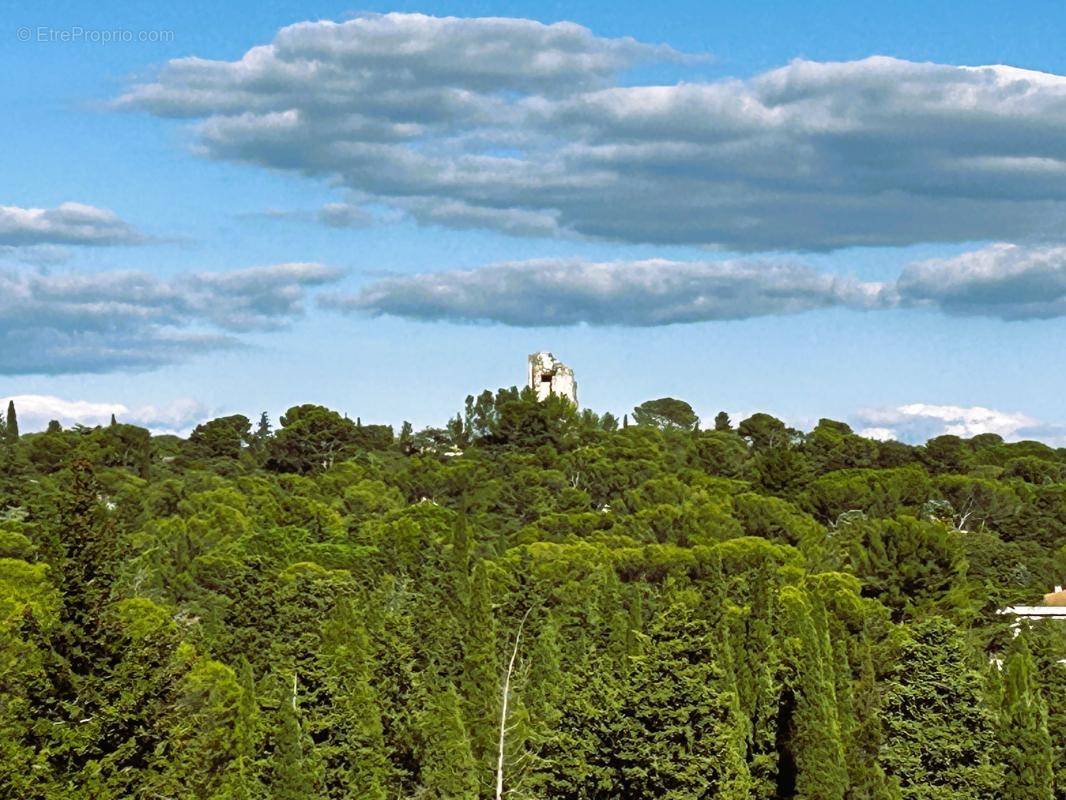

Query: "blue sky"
left=4, top=0, right=1066, bottom=442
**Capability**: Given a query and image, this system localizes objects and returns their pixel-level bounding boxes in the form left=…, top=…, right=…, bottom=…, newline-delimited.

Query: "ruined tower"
left=527, top=352, right=577, bottom=406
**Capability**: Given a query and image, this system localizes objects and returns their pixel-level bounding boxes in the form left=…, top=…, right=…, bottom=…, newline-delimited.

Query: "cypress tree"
left=417, top=676, right=478, bottom=800
left=226, top=657, right=262, bottom=800
left=326, top=624, right=390, bottom=800
left=270, top=687, right=318, bottom=800
left=777, top=587, right=848, bottom=800
left=5, top=400, right=18, bottom=443
left=250, top=411, right=272, bottom=459
left=731, top=563, right=782, bottom=795
left=450, top=514, right=472, bottom=615
left=849, top=637, right=900, bottom=800
left=525, top=613, right=563, bottom=739
left=399, top=420, right=415, bottom=454
left=881, top=617, right=1002, bottom=799
left=519, top=614, right=564, bottom=798
left=461, top=560, right=498, bottom=785
left=618, top=598, right=751, bottom=799
left=56, top=459, right=117, bottom=669
left=999, top=633, right=1054, bottom=800
left=1024, top=625, right=1066, bottom=800
left=424, top=514, right=471, bottom=671
left=534, top=567, right=629, bottom=799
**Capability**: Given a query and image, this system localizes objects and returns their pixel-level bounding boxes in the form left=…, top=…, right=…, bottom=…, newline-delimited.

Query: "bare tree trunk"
left=496, top=607, right=533, bottom=800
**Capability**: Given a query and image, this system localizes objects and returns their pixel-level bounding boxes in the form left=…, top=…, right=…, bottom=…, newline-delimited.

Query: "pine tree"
left=999, top=632, right=1054, bottom=800
left=5, top=400, right=18, bottom=444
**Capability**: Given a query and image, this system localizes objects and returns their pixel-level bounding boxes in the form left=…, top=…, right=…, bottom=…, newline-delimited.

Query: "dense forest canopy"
left=0, top=386, right=1064, bottom=799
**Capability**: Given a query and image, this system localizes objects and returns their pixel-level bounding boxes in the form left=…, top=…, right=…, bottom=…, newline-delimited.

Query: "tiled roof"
left=1042, top=589, right=1066, bottom=607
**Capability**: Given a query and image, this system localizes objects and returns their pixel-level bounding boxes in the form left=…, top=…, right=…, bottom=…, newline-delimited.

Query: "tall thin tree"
left=5, top=400, right=18, bottom=443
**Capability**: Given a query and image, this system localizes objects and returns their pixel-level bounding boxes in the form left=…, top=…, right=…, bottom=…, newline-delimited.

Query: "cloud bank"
left=0, top=262, right=342, bottom=374
left=0, top=203, right=144, bottom=247
left=897, top=243, right=1066, bottom=320
left=0, top=395, right=210, bottom=436
left=853, top=403, right=1066, bottom=445
left=117, top=14, right=1066, bottom=249
left=327, top=243, right=1066, bottom=326
left=326, top=258, right=888, bottom=325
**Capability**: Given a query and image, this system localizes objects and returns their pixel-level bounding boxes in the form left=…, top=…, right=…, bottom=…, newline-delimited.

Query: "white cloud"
left=115, top=13, right=674, bottom=115
left=898, top=242, right=1066, bottom=320
left=324, top=257, right=888, bottom=326
left=116, top=16, right=1066, bottom=249
left=853, top=403, right=1053, bottom=443
left=0, top=262, right=342, bottom=374
left=857, top=426, right=897, bottom=441
left=1, top=395, right=210, bottom=436
left=325, top=241, right=1066, bottom=327
left=0, top=244, right=72, bottom=266
left=0, top=203, right=144, bottom=247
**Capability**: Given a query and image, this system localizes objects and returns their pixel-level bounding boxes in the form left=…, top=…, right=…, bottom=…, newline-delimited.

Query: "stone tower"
left=527, top=352, right=578, bottom=406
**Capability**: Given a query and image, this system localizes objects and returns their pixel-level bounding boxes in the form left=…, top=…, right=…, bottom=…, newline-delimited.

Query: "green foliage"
left=778, top=587, right=848, bottom=800
left=0, top=393, right=1061, bottom=798
left=833, top=516, right=968, bottom=621
left=266, top=404, right=391, bottom=474
left=881, top=618, right=1003, bottom=799
left=738, top=412, right=795, bottom=449
left=617, top=599, right=752, bottom=798
left=5, top=401, right=18, bottom=444
left=185, top=414, right=252, bottom=461
left=803, top=466, right=932, bottom=524
left=416, top=677, right=478, bottom=799
left=998, top=632, right=1054, bottom=800
left=632, top=397, right=700, bottom=431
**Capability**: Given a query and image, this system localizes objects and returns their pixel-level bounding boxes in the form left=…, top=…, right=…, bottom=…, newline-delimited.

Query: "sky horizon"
left=5, top=1, right=1066, bottom=445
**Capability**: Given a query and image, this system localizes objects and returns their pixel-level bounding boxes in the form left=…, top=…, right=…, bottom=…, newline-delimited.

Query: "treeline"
left=0, top=389, right=1063, bottom=799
